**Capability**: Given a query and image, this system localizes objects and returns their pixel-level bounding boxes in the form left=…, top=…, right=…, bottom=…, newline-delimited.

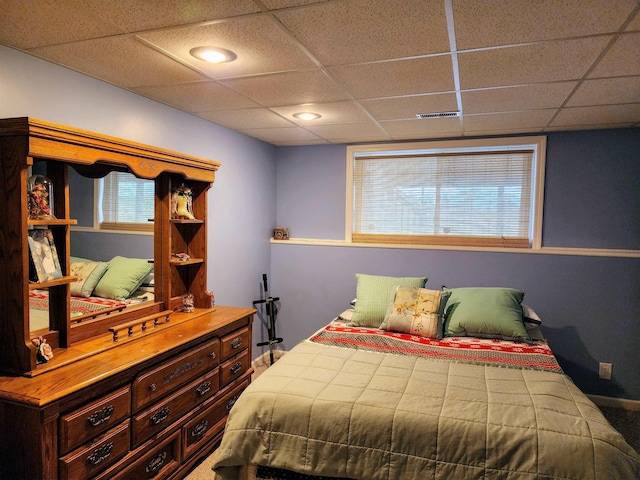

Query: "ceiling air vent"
left=416, top=111, right=461, bottom=119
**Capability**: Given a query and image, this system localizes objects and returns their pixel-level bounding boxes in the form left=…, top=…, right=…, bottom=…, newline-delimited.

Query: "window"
left=347, top=137, right=546, bottom=249
left=97, top=172, right=154, bottom=232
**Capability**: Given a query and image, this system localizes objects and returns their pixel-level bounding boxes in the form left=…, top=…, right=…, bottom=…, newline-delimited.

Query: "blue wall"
left=271, top=130, right=640, bottom=400
left=1, top=44, right=276, bottom=347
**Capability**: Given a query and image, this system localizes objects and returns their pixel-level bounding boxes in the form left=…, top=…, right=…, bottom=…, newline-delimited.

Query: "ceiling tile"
left=198, top=108, right=295, bottom=129
left=589, top=33, right=640, bottom=78
left=380, top=118, right=463, bottom=139
left=361, top=94, right=458, bottom=121
left=463, top=110, right=555, bottom=132
left=567, top=77, right=640, bottom=107
left=30, top=36, right=206, bottom=87
left=132, top=82, right=261, bottom=112
left=453, top=0, right=637, bottom=50
left=305, top=122, right=391, bottom=143
left=625, top=10, right=640, bottom=30
left=261, top=0, right=328, bottom=9
left=329, top=56, right=455, bottom=99
left=458, top=37, right=612, bottom=89
left=239, top=126, right=324, bottom=144
left=461, top=83, right=576, bottom=114
left=271, top=101, right=372, bottom=125
left=274, top=0, right=449, bottom=65
left=0, top=0, right=125, bottom=49
left=551, top=104, right=640, bottom=126
left=544, top=123, right=635, bottom=132
left=87, top=0, right=261, bottom=32
left=222, top=70, right=349, bottom=106
left=139, top=15, right=317, bottom=79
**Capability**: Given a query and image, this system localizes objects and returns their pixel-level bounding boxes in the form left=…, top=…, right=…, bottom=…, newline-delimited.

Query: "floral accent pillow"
left=69, top=261, right=109, bottom=298
left=380, top=287, right=447, bottom=338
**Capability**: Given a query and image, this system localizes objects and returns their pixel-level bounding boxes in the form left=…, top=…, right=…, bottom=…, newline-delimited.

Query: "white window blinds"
left=99, top=172, right=154, bottom=232
left=350, top=139, right=544, bottom=248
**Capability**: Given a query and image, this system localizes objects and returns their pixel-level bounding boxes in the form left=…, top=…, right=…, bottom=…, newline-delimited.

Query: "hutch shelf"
left=0, top=117, right=254, bottom=480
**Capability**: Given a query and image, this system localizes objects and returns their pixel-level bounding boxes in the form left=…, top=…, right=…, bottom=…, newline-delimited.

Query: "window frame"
left=94, top=172, right=155, bottom=233
left=345, top=136, right=546, bottom=250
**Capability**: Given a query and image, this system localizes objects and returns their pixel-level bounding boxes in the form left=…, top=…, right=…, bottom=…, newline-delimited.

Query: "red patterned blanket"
left=309, top=321, right=562, bottom=373
left=29, top=289, right=127, bottom=318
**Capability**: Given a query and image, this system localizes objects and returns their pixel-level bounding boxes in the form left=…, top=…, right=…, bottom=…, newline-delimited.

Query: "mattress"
left=212, top=319, right=640, bottom=480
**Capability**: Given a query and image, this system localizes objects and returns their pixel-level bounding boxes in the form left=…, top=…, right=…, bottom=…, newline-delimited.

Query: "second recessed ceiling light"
left=190, top=46, right=237, bottom=63
left=293, top=112, right=321, bottom=121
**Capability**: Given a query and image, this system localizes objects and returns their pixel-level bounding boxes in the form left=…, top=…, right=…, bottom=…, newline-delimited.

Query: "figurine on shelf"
left=182, top=293, right=194, bottom=313
left=27, top=174, right=56, bottom=220
left=172, top=252, right=191, bottom=262
left=171, top=183, right=195, bottom=220
left=32, top=336, right=54, bottom=363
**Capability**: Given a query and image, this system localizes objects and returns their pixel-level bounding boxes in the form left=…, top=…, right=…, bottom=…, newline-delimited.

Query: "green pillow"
left=350, top=274, right=427, bottom=328
left=443, top=287, right=531, bottom=342
left=94, top=256, right=154, bottom=300
left=70, top=261, right=109, bottom=297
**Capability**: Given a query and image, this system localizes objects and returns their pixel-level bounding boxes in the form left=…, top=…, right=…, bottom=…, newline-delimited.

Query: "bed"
left=212, top=275, right=640, bottom=480
left=29, top=255, right=154, bottom=332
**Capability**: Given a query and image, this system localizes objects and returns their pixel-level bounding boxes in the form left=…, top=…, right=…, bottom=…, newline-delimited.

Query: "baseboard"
left=587, top=394, right=640, bottom=411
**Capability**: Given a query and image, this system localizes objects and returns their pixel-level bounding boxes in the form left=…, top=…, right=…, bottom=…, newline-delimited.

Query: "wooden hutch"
left=0, top=118, right=254, bottom=479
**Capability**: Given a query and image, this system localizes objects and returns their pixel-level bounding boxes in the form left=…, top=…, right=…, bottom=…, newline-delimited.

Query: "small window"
left=347, top=137, right=546, bottom=249
left=97, top=172, right=154, bottom=232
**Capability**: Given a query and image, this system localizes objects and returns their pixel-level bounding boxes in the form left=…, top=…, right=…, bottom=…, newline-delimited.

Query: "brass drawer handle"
left=87, top=442, right=114, bottom=465
left=191, top=419, right=208, bottom=438
left=230, top=362, right=243, bottom=375
left=226, top=395, right=239, bottom=410
left=149, top=383, right=157, bottom=392
left=209, top=351, right=216, bottom=359
left=195, top=381, right=211, bottom=396
left=150, top=407, right=170, bottom=425
left=230, top=337, right=243, bottom=349
left=145, top=451, right=167, bottom=474
left=87, top=405, right=114, bottom=427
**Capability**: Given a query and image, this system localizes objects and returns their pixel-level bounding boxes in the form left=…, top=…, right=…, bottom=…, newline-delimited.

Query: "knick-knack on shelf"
left=182, top=293, right=194, bottom=313
left=27, top=175, right=56, bottom=220
left=171, top=184, right=195, bottom=220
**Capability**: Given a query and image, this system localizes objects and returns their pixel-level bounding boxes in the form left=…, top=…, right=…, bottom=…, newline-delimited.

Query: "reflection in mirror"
left=28, top=165, right=156, bottom=334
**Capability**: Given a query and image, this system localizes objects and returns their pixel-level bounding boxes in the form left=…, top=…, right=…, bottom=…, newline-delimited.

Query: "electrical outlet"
left=599, top=362, right=612, bottom=380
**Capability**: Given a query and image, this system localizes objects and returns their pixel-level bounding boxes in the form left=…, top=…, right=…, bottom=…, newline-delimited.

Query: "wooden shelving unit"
left=0, top=117, right=253, bottom=480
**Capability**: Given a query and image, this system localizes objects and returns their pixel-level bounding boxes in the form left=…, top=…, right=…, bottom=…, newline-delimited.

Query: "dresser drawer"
left=132, top=369, right=220, bottom=448
left=132, top=338, right=220, bottom=412
left=182, top=378, right=250, bottom=459
left=220, top=349, right=250, bottom=387
left=59, top=386, right=131, bottom=454
left=220, top=327, right=250, bottom=361
left=59, top=420, right=130, bottom=480
left=110, top=431, right=181, bottom=480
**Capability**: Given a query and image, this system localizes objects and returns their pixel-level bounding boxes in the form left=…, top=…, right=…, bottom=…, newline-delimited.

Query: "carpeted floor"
left=599, top=406, right=640, bottom=454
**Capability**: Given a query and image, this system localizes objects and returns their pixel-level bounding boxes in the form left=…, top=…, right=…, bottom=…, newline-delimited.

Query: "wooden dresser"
left=0, top=306, right=254, bottom=480
left=0, top=118, right=254, bottom=479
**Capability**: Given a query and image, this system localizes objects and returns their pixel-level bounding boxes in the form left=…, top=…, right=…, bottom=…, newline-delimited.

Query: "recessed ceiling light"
left=190, top=46, right=237, bottom=63
left=293, top=112, right=321, bottom=121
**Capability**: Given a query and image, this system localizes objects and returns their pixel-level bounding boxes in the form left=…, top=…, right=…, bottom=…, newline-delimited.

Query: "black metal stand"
left=253, top=273, right=283, bottom=365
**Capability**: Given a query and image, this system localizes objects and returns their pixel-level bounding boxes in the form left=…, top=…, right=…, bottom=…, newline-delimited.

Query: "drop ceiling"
left=1, top=0, right=639, bottom=146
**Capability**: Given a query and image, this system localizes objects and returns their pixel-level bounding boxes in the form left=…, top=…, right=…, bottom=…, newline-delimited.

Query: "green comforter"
left=213, top=341, right=640, bottom=480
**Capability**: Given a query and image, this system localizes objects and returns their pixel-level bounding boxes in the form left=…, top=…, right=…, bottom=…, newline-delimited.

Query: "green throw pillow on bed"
left=350, top=274, right=427, bottom=328
left=443, top=287, right=531, bottom=342
left=70, top=261, right=109, bottom=297
left=94, top=256, right=154, bottom=301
